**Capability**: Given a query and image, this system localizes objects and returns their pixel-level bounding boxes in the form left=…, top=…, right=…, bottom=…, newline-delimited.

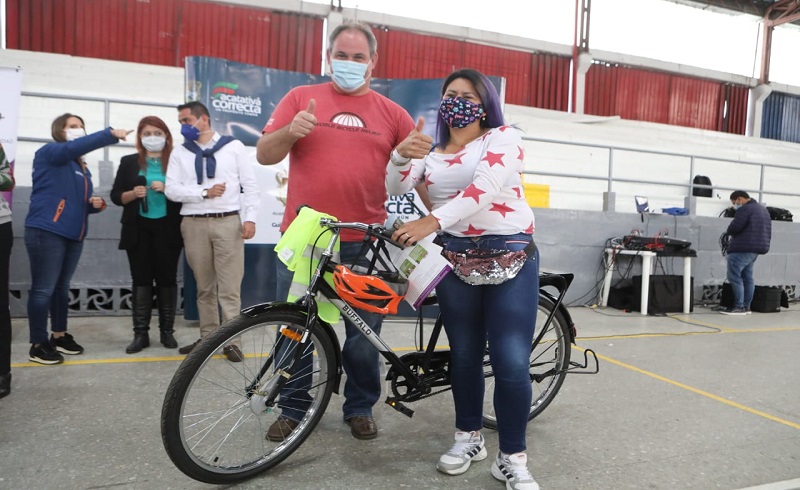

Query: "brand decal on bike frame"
left=340, top=303, right=373, bottom=336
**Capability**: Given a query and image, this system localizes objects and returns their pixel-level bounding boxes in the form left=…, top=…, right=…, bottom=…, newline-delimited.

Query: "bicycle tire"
left=482, top=294, right=571, bottom=429
left=161, top=309, right=338, bottom=484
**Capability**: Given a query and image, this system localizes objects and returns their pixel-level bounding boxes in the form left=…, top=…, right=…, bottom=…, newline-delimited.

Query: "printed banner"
left=0, top=66, right=23, bottom=208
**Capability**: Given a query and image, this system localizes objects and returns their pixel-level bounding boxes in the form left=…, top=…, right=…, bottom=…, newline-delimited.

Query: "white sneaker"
left=436, top=431, right=488, bottom=475
left=491, top=451, right=540, bottom=490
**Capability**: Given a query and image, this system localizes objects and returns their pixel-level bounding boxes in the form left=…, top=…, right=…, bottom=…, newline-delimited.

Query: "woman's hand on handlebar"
left=391, top=214, right=441, bottom=247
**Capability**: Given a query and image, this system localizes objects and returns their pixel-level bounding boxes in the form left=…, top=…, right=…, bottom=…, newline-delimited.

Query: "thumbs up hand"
left=395, top=117, right=434, bottom=160
left=289, top=99, right=318, bottom=140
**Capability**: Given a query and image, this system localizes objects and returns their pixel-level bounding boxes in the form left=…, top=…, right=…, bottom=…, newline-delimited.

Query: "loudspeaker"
left=721, top=283, right=783, bottom=313
left=607, top=281, right=634, bottom=311
left=632, top=275, right=693, bottom=315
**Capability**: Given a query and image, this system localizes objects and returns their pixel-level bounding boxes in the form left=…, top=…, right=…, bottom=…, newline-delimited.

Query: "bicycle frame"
left=241, top=218, right=595, bottom=419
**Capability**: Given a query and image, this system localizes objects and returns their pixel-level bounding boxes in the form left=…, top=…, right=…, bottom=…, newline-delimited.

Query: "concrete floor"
left=1, top=304, right=800, bottom=490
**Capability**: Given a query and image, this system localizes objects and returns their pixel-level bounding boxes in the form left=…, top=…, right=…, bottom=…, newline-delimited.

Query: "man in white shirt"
left=165, top=101, right=260, bottom=362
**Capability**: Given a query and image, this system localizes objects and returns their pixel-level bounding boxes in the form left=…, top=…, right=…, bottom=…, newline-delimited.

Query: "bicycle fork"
left=246, top=302, right=323, bottom=414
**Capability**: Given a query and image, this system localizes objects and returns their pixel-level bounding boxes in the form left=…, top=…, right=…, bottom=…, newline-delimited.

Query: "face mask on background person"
left=330, top=60, right=368, bottom=92
left=733, top=203, right=742, bottom=210
left=65, top=128, right=86, bottom=141
left=180, top=122, right=200, bottom=141
left=439, top=96, right=485, bottom=129
left=141, top=135, right=166, bottom=152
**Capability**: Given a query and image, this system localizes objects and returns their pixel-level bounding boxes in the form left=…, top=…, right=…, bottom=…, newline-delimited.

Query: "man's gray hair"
left=328, top=22, right=377, bottom=57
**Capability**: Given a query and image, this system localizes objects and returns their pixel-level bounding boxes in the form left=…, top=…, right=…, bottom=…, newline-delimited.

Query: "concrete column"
left=574, top=52, right=593, bottom=115
left=684, top=195, right=697, bottom=216
left=603, top=191, right=616, bottom=212
left=323, top=11, right=345, bottom=74
left=746, top=84, right=773, bottom=138
left=98, top=160, right=114, bottom=190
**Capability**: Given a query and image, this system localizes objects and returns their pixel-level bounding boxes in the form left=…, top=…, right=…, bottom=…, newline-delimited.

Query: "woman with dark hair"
left=387, top=68, right=540, bottom=490
left=111, top=116, right=183, bottom=353
left=25, top=114, right=131, bottom=365
left=0, top=143, right=14, bottom=397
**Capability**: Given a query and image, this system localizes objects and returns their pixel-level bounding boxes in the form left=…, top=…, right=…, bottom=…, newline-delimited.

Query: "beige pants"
left=181, top=214, right=244, bottom=345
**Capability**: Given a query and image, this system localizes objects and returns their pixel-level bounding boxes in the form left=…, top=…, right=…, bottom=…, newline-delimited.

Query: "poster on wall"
left=0, top=66, right=23, bottom=208
left=183, top=56, right=506, bottom=243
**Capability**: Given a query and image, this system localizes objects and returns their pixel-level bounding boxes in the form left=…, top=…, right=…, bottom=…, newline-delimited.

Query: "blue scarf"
left=182, top=136, right=235, bottom=185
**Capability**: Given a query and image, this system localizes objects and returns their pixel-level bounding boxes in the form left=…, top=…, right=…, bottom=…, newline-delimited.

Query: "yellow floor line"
left=13, top=355, right=200, bottom=368
left=586, top=348, right=800, bottom=431
left=577, top=325, right=800, bottom=342
left=10, top=346, right=451, bottom=369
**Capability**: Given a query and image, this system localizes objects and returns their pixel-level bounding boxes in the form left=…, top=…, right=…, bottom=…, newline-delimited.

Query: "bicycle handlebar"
left=319, top=218, right=402, bottom=247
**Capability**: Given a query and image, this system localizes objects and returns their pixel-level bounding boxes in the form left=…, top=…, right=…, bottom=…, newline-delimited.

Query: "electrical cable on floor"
left=575, top=306, right=722, bottom=338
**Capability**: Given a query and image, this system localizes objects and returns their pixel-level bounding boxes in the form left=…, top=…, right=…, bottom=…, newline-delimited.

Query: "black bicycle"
left=161, top=215, right=598, bottom=484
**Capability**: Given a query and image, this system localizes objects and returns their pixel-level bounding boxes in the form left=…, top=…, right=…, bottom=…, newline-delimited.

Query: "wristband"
left=390, top=148, right=411, bottom=166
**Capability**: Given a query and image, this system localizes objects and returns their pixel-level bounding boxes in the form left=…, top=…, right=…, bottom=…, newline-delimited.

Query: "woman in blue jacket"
left=25, top=113, right=131, bottom=365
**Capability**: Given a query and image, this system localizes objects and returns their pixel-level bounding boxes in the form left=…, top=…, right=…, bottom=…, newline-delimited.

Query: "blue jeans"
left=727, top=252, right=758, bottom=309
left=0, top=222, right=12, bottom=374
left=275, top=241, right=383, bottom=421
left=436, top=233, right=539, bottom=454
left=25, top=227, right=84, bottom=345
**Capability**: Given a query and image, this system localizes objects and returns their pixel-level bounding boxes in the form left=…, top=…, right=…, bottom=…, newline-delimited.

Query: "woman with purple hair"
left=387, top=68, right=539, bottom=490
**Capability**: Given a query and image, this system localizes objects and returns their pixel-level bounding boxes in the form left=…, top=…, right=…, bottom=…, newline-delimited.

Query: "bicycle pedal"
left=385, top=397, right=414, bottom=418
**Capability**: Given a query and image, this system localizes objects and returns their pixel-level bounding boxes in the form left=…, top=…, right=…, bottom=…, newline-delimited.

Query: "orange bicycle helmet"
left=332, top=265, right=405, bottom=315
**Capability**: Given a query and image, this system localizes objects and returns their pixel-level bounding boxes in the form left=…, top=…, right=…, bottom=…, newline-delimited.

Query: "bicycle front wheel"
left=161, top=309, right=338, bottom=484
left=482, top=294, right=571, bottom=429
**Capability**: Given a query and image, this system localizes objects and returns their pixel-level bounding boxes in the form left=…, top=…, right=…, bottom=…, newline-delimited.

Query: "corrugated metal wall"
left=371, top=28, right=570, bottom=110
left=6, top=0, right=324, bottom=72
left=761, top=92, right=800, bottom=144
left=585, top=62, right=749, bottom=134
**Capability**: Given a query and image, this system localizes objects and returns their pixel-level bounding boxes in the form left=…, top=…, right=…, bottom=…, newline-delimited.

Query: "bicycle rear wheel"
left=161, top=310, right=338, bottom=484
left=482, top=294, right=570, bottom=429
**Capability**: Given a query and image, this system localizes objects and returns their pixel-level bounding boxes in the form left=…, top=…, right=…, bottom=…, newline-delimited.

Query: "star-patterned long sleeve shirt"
left=387, top=126, right=535, bottom=237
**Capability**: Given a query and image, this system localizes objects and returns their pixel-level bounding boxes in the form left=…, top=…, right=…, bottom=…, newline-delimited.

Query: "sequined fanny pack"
left=442, top=240, right=536, bottom=286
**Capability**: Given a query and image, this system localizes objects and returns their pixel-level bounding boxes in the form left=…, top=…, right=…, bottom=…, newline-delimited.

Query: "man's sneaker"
left=436, top=431, right=487, bottom=475
left=719, top=306, right=747, bottom=316
left=51, top=333, right=84, bottom=355
left=29, top=343, right=65, bottom=365
left=491, top=451, right=540, bottom=490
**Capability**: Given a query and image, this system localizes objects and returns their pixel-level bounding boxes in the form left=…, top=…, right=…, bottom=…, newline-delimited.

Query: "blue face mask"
left=330, top=60, right=368, bottom=92
left=733, top=203, right=742, bottom=210
left=181, top=123, right=200, bottom=141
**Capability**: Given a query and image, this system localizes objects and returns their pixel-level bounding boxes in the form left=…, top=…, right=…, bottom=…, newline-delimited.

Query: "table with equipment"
left=601, top=248, right=693, bottom=315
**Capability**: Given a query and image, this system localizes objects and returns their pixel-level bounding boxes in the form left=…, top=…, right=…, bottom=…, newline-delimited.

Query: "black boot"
left=126, top=286, right=152, bottom=354
left=157, top=286, right=178, bottom=349
left=0, top=372, right=10, bottom=399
